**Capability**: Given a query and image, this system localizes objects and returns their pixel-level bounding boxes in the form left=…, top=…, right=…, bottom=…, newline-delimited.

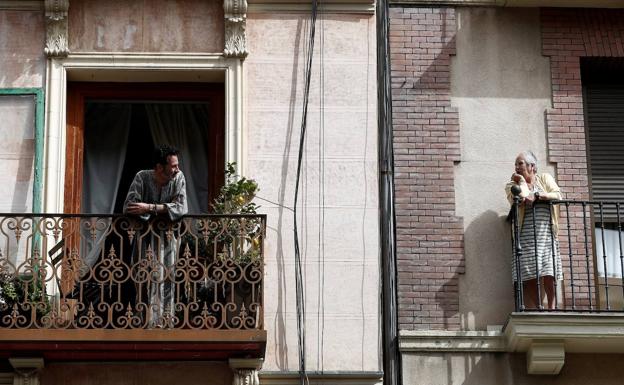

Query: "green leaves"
left=212, top=162, right=259, bottom=215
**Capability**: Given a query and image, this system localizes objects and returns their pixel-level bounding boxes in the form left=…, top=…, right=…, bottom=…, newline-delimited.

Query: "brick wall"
left=542, top=8, right=624, bottom=308
left=389, top=7, right=463, bottom=330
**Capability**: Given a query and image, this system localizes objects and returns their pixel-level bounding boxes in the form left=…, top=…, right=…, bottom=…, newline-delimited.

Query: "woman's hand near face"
left=511, top=173, right=525, bottom=184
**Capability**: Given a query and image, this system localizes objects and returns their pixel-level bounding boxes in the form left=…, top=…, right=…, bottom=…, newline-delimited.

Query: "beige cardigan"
left=505, top=173, right=562, bottom=235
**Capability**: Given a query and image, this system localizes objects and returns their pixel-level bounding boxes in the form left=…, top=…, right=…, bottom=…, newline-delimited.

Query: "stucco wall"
left=402, top=352, right=624, bottom=385
left=245, top=12, right=380, bottom=372
left=69, top=0, right=224, bottom=52
left=451, top=7, right=552, bottom=329
left=0, top=10, right=45, bottom=214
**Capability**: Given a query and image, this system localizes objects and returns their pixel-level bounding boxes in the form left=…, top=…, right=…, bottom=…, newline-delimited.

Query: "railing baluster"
left=531, top=202, right=542, bottom=310
left=565, top=202, right=576, bottom=310
left=512, top=196, right=524, bottom=311
left=548, top=201, right=558, bottom=310
left=598, top=202, right=610, bottom=310
left=0, top=213, right=265, bottom=331
left=582, top=202, right=593, bottom=310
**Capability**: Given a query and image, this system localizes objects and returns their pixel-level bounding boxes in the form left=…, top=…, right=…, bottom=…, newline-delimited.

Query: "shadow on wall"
left=271, top=16, right=304, bottom=370
left=458, top=210, right=515, bottom=330
left=441, top=352, right=624, bottom=385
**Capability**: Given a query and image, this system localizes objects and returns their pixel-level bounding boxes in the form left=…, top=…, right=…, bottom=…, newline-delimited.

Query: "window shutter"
left=586, top=84, right=624, bottom=221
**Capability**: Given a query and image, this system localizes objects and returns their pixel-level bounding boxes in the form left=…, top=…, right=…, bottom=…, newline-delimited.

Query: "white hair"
left=520, top=150, right=538, bottom=171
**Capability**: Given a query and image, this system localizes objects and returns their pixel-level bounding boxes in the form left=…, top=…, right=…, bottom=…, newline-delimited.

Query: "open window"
left=65, top=82, right=225, bottom=215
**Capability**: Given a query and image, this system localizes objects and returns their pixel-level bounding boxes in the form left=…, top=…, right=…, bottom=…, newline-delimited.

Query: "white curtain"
left=595, top=228, right=624, bottom=278
left=82, top=103, right=132, bottom=214
left=145, top=103, right=210, bottom=213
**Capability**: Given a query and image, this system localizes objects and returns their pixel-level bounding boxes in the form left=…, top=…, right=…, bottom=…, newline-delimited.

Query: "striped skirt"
left=513, top=205, right=563, bottom=282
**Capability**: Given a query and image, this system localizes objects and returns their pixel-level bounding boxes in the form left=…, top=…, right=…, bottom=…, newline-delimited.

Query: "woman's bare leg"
left=543, top=275, right=556, bottom=309
left=522, top=278, right=539, bottom=309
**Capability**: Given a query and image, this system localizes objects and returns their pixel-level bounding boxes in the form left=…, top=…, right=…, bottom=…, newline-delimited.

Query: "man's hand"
left=126, top=202, right=151, bottom=215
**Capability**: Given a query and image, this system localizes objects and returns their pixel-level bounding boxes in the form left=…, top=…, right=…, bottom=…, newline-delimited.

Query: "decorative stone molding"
left=9, top=358, right=44, bottom=385
left=527, top=341, right=565, bottom=375
left=223, top=0, right=248, bottom=58
left=229, top=358, right=263, bottom=385
left=43, top=53, right=244, bottom=214
left=44, top=0, right=69, bottom=57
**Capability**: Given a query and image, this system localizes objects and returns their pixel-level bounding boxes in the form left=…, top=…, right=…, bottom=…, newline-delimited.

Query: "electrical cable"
left=293, top=1, right=319, bottom=385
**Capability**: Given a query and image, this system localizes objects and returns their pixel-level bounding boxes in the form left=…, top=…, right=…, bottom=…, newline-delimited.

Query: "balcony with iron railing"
left=504, top=194, right=624, bottom=373
left=0, top=214, right=266, bottom=361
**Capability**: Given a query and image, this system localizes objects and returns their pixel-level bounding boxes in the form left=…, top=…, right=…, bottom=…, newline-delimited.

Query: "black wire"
left=294, top=1, right=319, bottom=385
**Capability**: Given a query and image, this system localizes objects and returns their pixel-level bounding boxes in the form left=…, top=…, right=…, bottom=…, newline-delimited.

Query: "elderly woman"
left=505, top=151, right=562, bottom=309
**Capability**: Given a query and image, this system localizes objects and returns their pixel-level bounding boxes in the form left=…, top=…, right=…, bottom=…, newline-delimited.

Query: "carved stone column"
left=229, top=358, right=263, bottom=385
left=9, top=358, right=44, bottom=385
left=223, top=0, right=248, bottom=58
left=44, top=0, right=70, bottom=57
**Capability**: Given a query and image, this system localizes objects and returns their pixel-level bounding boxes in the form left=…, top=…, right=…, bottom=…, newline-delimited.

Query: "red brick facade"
left=542, top=8, right=624, bottom=307
left=389, top=7, right=463, bottom=330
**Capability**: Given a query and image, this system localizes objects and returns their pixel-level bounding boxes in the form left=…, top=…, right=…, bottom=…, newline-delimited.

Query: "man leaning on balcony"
left=123, top=145, right=188, bottom=327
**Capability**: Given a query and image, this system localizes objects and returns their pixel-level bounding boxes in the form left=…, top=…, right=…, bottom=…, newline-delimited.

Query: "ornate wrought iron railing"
left=0, top=214, right=265, bottom=330
left=510, top=196, right=624, bottom=312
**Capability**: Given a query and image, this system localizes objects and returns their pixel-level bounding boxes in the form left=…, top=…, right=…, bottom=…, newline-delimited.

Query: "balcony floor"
left=0, top=329, right=266, bottom=361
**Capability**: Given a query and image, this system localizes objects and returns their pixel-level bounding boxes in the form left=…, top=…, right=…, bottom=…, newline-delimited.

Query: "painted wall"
left=0, top=10, right=45, bottom=214
left=0, top=10, right=45, bottom=88
left=402, top=352, right=624, bottom=385
left=245, top=12, right=380, bottom=372
left=451, top=7, right=552, bottom=329
left=69, top=0, right=224, bottom=53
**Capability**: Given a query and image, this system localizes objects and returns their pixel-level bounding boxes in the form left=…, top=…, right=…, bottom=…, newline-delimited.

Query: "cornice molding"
left=399, top=330, right=505, bottom=352
left=44, top=0, right=69, bottom=57
left=247, top=0, right=375, bottom=14
left=0, top=0, right=42, bottom=10
left=224, top=0, right=248, bottom=58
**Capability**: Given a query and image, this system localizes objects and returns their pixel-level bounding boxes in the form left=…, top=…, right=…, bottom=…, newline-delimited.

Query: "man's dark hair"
left=153, top=145, right=179, bottom=167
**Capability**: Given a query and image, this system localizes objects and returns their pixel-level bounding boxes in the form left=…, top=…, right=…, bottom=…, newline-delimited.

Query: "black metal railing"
left=510, top=196, right=624, bottom=312
left=0, top=214, right=265, bottom=330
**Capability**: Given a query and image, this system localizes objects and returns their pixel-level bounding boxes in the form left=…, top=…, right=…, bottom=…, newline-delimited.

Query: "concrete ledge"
left=504, top=312, right=624, bottom=353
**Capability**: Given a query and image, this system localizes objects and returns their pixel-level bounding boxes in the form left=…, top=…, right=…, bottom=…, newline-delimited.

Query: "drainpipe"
left=377, top=1, right=401, bottom=385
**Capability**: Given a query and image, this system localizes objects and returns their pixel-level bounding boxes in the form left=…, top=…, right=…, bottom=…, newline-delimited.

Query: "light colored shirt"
left=123, top=170, right=188, bottom=221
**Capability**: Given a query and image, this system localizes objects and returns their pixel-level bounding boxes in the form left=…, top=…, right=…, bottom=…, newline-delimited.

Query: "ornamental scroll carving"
left=223, top=0, right=248, bottom=58
left=232, top=369, right=259, bottom=385
left=44, top=0, right=69, bottom=57
left=229, top=359, right=262, bottom=385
